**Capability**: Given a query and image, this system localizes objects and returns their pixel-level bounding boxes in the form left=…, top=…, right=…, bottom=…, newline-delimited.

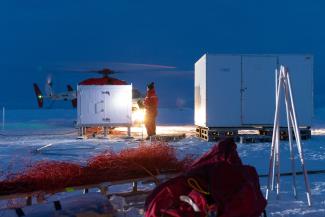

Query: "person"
left=143, top=82, right=158, bottom=139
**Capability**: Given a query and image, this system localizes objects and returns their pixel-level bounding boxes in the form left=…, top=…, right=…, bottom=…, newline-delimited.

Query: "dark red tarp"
left=79, top=77, right=127, bottom=85
left=145, top=139, right=267, bottom=217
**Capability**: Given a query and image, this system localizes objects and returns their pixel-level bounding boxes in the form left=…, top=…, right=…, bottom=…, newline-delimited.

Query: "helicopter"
left=33, top=68, right=144, bottom=113
left=33, top=74, right=77, bottom=108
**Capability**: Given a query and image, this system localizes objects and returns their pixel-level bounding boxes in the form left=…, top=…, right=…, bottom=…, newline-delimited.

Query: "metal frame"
left=0, top=173, right=178, bottom=216
left=78, top=126, right=131, bottom=138
left=265, top=65, right=312, bottom=206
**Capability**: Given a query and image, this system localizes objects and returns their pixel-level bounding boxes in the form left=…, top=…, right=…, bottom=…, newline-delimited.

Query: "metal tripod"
left=265, top=65, right=312, bottom=206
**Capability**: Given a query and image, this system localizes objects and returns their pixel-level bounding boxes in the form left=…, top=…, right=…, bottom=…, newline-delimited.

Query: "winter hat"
left=147, top=82, right=155, bottom=90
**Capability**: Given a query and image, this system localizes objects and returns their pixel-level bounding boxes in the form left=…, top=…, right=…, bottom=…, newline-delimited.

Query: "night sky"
left=0, top=0, right=324, bottom=109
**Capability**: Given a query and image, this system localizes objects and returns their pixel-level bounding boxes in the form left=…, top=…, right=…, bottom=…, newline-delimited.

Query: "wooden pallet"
left=150, top=133, right=186, bottom=142
left=196, top=126, right=311, bottom=143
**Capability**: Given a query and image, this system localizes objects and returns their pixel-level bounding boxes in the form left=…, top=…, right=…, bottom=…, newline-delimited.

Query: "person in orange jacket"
left=143, top=82, right=158, bottom=139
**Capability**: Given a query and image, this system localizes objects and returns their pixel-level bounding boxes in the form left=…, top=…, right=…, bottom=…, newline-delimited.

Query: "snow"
left=0, top=193, right=117, bottom=217
left=0, top=107, right=325, bottom=216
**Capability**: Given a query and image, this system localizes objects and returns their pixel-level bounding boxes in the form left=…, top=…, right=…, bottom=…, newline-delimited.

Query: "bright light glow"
left=195, top=108, right=205, bottom=126
left=132, top=109, right=145, bottom=123
left=112, top=89, right=132, bottom=110
left=115, top=125, right=195, bottom=135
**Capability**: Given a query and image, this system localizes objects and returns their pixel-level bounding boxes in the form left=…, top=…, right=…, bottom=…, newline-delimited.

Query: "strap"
left=187, top=178, right=210, bottom=195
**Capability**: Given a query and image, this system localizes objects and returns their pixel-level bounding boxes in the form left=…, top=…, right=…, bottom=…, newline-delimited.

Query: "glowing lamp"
left=132, top=109, right=145, bottom=123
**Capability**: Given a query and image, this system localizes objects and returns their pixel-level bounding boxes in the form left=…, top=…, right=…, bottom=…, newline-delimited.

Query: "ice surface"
left=0, top=107, right=325, bottom=216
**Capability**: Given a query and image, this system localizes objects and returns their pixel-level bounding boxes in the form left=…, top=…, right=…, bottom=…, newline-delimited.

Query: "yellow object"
left=187, top=178, right=210, bottom=195
left=65, top=187, right=75, bottom=192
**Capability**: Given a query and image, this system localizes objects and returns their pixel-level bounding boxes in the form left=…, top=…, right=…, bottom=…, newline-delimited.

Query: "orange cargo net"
left=0, top=142, right=192, bottom=196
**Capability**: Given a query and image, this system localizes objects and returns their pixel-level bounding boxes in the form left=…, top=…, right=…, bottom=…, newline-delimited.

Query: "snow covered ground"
left=0, top=107, right=324, bottom=216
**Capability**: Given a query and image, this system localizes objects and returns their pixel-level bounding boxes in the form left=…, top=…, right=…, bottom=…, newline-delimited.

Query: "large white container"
left=77, top=85, right=132, bottom=127
left=195, top=54, right=313, bottom=128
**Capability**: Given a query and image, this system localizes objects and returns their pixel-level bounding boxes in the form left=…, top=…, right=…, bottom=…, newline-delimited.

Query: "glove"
left=137, top=100, right=144, bottom=109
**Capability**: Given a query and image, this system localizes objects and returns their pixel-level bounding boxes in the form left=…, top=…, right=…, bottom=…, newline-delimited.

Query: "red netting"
left=0, top=161, right=83, bottom=195
left=86, top=142, right=189, bottom=183
left=0, top=142, right=191, bottom=196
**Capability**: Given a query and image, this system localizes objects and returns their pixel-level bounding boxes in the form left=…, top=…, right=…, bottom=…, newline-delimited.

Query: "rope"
left=259, top=169, right=325, bottom=178
left=187, top=178, right=210, bottom=195
left=129, top=161, right=160, bottom=185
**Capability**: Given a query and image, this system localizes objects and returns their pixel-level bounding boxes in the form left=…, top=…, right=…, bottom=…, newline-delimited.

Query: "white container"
left=195, top=54, right=313, bottom=128
left=77, top=85, right=132, bottom=127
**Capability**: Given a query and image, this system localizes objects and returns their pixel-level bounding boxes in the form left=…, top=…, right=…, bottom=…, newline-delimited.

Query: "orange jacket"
left=144, top=88, right=158, bottom=116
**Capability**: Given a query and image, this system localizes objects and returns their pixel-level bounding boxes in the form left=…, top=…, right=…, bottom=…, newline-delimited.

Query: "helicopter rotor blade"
left=54, top=62, right=176, bottom=73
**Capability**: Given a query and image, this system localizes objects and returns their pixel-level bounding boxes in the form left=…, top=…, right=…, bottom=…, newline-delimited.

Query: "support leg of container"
left=104, top=127, right=108, bottom=138
left=127, top=126, right=131, bottom=137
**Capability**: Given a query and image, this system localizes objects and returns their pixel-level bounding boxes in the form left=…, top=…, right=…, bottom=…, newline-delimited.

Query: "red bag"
left=145, top=139, right=266, bottom=217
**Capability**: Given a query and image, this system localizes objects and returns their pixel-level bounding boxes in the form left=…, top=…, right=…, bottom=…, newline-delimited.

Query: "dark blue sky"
left=0, top=0, right=324, bottom=108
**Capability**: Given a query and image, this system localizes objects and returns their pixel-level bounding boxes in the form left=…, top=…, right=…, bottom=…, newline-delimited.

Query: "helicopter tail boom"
left=33, top=83, right=44, bottom=108
left=67, top=85, right=77, bottom=108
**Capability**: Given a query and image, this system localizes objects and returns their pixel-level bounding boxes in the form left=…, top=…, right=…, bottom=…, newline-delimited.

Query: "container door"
left=206, top=55, right=242, bottom=127
left=104, top=85, right=132, bottom=125
left=91, top=87, right=105, bottom=124
left=242, top=56, right=277, bottom=126
left=78, top=86, right=106, bottom=125
left=278, top=55, right=313, bottom=127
